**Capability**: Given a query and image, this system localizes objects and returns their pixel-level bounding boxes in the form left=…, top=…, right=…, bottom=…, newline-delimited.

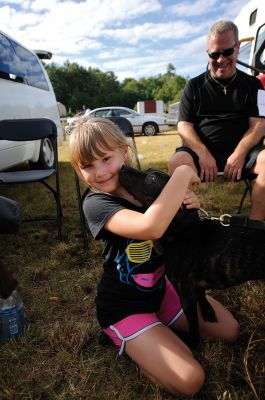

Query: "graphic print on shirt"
left=115, top=239, right=165, bottom=291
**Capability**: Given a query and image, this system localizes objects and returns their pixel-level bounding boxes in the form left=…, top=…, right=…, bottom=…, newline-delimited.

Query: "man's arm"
left=224, top=117, right=265, bottom=181
left=178, top=121, right=218, bottom=181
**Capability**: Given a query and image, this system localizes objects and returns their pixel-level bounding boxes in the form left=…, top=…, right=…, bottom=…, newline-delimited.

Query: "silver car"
left=85, top=106, right=169, bottom=136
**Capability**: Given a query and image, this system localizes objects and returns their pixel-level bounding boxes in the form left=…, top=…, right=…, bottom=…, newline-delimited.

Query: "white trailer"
left=234, top=0, right=265, bottom=88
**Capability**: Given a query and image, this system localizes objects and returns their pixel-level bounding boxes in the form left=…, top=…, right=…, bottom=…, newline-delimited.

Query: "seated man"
left=168, top=19, right=265, bottom=221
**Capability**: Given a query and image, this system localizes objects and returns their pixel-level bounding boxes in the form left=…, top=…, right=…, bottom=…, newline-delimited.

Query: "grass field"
left=0, top=130, right=264, bottom=400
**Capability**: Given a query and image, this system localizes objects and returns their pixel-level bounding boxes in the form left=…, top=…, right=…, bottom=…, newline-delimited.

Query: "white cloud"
left=0, top=0, right=252, bottom=82
left=101, top=20, right=205, bottom=45
left=1, top=0, right=162, bottom=52
left=0, top=0, right=21, bottom=3
left=168, top=0, right=218, bottom=17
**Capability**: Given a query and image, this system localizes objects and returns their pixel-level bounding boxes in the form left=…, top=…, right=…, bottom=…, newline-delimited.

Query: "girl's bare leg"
left=173, top=295, right=240, bottom=342
left=125, top=324, right=205, bottom=397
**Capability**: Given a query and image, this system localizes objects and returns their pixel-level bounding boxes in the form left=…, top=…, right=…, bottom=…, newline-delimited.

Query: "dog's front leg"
left=176, top=281, right=201, bottom=348
left=196, top=286, right=217, bottom=322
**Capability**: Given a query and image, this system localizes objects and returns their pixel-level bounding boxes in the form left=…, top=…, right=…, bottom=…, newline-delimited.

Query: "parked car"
left=0, top=30, right=64, bottom=171
left=85, top=106, right=169, bottom=136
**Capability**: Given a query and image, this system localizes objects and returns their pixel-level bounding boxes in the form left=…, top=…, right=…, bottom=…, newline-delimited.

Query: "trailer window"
left=249, top=9, right=257, bottom=26
left=237, top=41, right=252, bottom=72
left=255, top=24, right=265, bottom=54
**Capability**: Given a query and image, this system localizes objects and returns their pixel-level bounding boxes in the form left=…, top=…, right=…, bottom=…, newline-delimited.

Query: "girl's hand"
left=182, top=189, right=200, bottom=209
left=188, top=168, right=201, bottom=187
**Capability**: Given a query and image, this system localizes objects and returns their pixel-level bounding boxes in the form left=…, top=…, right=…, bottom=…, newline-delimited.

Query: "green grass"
left=0, top=130, right=264, bottom=400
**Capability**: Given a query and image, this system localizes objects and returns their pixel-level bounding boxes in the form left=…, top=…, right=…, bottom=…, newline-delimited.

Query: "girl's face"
left=79, top=146, right=128, bottom=194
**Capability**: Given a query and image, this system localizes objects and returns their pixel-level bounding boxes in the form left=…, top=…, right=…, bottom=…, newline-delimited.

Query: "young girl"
left=69, top=117, right=239, bottom=397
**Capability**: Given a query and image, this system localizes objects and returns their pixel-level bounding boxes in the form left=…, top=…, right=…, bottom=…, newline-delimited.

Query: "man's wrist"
left=193, top=144, right=208, bottom=157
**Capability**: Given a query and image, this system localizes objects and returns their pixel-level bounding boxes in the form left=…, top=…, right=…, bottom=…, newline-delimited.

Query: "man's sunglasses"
left=207, top=44, right=237, bottom=60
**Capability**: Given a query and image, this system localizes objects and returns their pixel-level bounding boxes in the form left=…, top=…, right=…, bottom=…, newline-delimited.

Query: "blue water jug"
left=0, top=290, right=25, bottom=340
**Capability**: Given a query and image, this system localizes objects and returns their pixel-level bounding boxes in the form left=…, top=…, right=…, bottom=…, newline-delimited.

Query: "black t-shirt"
left=179, top=69, right=264, bottom=158
left=83, top=192, right=166, bottom=328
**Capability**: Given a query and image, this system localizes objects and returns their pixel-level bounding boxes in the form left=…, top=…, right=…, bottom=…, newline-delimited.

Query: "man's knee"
left=248, top=149, right=265, bottom=176
left=168, top=151, right=196, bottom=175
left=255, top=150, right=265, bottom=174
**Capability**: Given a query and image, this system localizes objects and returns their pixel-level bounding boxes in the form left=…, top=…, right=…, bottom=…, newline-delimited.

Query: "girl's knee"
left=224, top=318, right=240, bottom=343
left=166, top=362, right=205, bottom=397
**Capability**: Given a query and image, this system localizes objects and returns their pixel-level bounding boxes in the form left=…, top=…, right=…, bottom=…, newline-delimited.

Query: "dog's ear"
left=146, top=168, right=159, bottom=173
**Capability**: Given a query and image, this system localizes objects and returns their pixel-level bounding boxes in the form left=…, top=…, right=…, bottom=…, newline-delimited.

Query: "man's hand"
left=197, top=148, right=218, bottom=182
left=224, top=151, right=246, bottom=181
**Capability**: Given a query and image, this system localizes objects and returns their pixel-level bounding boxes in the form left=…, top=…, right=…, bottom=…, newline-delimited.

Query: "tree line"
left=45, top=61, right=187, bottom=115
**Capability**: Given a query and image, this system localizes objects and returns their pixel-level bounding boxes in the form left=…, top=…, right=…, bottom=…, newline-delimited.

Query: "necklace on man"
left=210, top=71, right=237, bottom=95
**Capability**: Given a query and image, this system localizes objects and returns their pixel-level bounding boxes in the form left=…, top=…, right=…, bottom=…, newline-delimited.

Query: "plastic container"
left=0, top=290, right=25, bottom=341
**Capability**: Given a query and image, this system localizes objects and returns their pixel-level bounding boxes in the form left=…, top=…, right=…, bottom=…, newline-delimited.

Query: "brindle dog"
left=119, top=165, right=265, bottom=346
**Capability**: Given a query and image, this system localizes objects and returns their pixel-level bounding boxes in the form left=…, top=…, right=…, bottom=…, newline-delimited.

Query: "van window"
left=0, top=33, right=15, bottom=76
left=0, top=32, right=49, bottom=91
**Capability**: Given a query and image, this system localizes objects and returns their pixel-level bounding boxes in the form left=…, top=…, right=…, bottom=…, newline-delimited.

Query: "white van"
left=0, top=30, right=64, bottom=170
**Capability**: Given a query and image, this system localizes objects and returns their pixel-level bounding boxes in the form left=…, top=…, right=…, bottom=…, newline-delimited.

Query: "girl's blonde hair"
left=69, top=117, right=134, bottom=178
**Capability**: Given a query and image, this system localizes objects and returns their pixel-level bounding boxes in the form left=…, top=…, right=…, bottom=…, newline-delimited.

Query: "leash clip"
left=219, top=214, right=231, bottom=226
left=199, top=208, right=231, bottom=226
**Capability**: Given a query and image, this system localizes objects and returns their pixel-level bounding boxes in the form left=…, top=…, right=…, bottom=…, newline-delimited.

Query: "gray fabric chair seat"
left=0, top=169, right=55, bottom=184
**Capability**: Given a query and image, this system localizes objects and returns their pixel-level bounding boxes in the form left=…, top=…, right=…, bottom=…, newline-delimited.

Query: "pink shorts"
left=103, top=278, right=183, bottom=355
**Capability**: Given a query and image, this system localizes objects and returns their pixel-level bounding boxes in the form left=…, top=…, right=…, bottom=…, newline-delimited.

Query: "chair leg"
left=74, top=172, right=88, bottom=250
left=40, top=180, right=62, bottom=240
left=131, top=137, right=141, bottom=171
left=237, top=179, right=252, bottom=214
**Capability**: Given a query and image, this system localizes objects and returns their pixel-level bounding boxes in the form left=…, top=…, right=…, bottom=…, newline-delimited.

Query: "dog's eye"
left=146, top=175, right=156, bottom=183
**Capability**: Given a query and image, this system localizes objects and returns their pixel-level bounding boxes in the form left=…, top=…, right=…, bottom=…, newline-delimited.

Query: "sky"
left=0, top=0, right=251, bottom=82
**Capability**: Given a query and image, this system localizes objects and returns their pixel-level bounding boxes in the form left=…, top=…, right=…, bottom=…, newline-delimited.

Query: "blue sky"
left=0, top=0, right=250, bottom=81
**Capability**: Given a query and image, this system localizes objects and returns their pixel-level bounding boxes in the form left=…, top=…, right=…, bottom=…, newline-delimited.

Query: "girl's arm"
left=104, top=165, right=200, bottom=240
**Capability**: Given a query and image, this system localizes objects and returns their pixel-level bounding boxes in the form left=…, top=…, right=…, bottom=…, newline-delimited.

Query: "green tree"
left=166, top=63, right=176, bottom=77
left=45, top=61, right=187, bottom=114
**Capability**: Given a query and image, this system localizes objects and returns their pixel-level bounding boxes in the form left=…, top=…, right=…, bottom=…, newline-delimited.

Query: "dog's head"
left=119, top=165, right=201, bottom=233
left=119, top=165, right=169, bottom=207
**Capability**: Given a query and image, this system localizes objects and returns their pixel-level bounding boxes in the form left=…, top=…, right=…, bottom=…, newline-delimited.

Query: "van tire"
left=32, top=138, right=55, bottom=169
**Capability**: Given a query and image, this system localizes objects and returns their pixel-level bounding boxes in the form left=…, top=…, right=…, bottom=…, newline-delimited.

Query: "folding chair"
left=217, top=172, right=255, bottom=214
left=74, top=116, right=141, bottom=250
left=106, top=116, right=141, bottom=170
left=0, top=118, right=62, bottom=239
left=237, top=175, right=256, bottom=214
